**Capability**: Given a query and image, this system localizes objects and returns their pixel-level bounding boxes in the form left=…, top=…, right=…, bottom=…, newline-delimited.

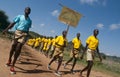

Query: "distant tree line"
left=0, top=10, right=10, bottom=31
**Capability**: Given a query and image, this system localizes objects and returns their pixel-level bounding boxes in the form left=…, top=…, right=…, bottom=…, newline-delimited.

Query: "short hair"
left=62, top=30, right=67, bottom=34
left=77, top=33, right=80, bottom=35
left=93, top=29, right=99, bottom=32
left=25, top=7, right=31, bottom=11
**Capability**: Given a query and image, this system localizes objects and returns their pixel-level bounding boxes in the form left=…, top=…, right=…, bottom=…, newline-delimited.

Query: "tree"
left=0, top=10, right=10, bottom=31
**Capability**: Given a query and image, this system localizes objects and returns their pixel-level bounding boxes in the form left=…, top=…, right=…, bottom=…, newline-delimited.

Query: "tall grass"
left=63, top=49, right=120, bottom=77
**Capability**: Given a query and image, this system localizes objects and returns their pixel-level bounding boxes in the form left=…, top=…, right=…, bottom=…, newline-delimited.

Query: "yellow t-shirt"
left=27, top=39, right=35, bottom=46
left=27, top=39, right=32, bottom=45
left=55, top=35, right=67, bottom=48
left=86, top=35, right=99, bottom=50
left=72, top=37, right=81, bottom=49
left=34, top=38, right=40, bottom=47
left=41, top=37, right=45, bottom=42
left=47, top=39, right=52, bottom=46
left=43, top=38, right=48, bottom=50
left=51, top=38, right=56, bottom=46
left=38, top=37, right=41, bottom=43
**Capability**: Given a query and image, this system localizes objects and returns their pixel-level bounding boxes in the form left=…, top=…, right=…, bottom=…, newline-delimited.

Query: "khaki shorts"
left=70, top=49, right=79, bottom=58
left=86, top=49, right=95, bottom=61
left=14, top=30, right=28, bottom=44
left=46, top=44, right=51, bottom=50
left=50, top=45, right=55, bottom=51
left=53, top=47, right=63, bottom=57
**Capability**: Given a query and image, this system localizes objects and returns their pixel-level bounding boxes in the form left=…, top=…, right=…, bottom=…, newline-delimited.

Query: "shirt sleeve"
left=86, top=36, right=91, bottom=44
left=72, top=38, right=75, bottom=44
left=55, top=36, right=60, bottom=43
left=13, top=15, right=20, bottom=23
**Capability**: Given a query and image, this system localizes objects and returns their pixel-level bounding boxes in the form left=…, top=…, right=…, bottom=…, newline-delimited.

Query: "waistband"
left=73, top=48, right=79, bottom=51
left=16, top=30, right=28, bottom=33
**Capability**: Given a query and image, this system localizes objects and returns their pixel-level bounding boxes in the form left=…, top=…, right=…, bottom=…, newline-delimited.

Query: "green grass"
left=93, top=62, right=120, bottom=77
left=0, top=31, right=13, bottom=40
left=63, top=49, right=120, bottom=77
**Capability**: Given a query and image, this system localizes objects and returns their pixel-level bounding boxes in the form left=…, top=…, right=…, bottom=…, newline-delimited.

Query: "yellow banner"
left=59, top=6, right=82, bottom=27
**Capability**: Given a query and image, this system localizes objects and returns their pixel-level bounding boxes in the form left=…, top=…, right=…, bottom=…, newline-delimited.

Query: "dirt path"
left=0, top=38, right=113, bottom=77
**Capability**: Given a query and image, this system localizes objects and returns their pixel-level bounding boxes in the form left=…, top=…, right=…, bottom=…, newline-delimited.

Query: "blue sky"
left=0, top=0, right=120, bottom=57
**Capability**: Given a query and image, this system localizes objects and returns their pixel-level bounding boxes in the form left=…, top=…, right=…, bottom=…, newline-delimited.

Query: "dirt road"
left=0, top=38, right=113, bottom=77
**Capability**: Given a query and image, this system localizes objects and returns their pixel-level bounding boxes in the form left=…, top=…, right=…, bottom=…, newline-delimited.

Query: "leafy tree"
left=0, top=10, right=10, bottom=31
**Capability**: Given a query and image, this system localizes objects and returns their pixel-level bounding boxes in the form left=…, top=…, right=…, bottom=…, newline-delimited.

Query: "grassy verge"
left=0, top=31, right=13, bottom=40
left=93, top=61, right=120, bottom=77
left=63, top=49, right=120, bottom=77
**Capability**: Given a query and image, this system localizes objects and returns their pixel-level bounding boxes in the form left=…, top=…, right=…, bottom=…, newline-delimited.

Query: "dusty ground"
left=0, top=38, right=113, bottom=77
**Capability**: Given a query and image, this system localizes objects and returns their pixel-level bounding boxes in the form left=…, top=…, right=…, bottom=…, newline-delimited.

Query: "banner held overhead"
left=58, top=6, right=83, bottom=27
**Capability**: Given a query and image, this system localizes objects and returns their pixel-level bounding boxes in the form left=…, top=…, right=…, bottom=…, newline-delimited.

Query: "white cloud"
left=80, top=0, right=98, bottom=5
left=80, top=0, right=106, bottom=5
left=96, top=23, right=104, bottom=29
left=110, top=24, right=120, bottom=30
left=40, top=24, right=45, bottom=27
left=51, top=10, right=59, bottom=17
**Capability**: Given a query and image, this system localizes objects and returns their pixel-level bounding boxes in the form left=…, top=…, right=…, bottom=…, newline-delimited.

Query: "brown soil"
left=0, top=38, right=113, bottom=77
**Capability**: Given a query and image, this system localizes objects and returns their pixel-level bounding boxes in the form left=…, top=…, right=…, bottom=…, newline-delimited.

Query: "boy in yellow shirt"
left=49, top=36, right=57, bottom=58
left=42, top=37, right=48, bottom=54
left=34, top=38, right=40, bottom=49
left=64, top=33, right=84, bottom=73
left=47, top=30, right=67, bottom=76
left=40, top=36, right=45, bottom=53
left=80, top=29, right=102, bottom=77
left=45, top=38, right=52, bottom=57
